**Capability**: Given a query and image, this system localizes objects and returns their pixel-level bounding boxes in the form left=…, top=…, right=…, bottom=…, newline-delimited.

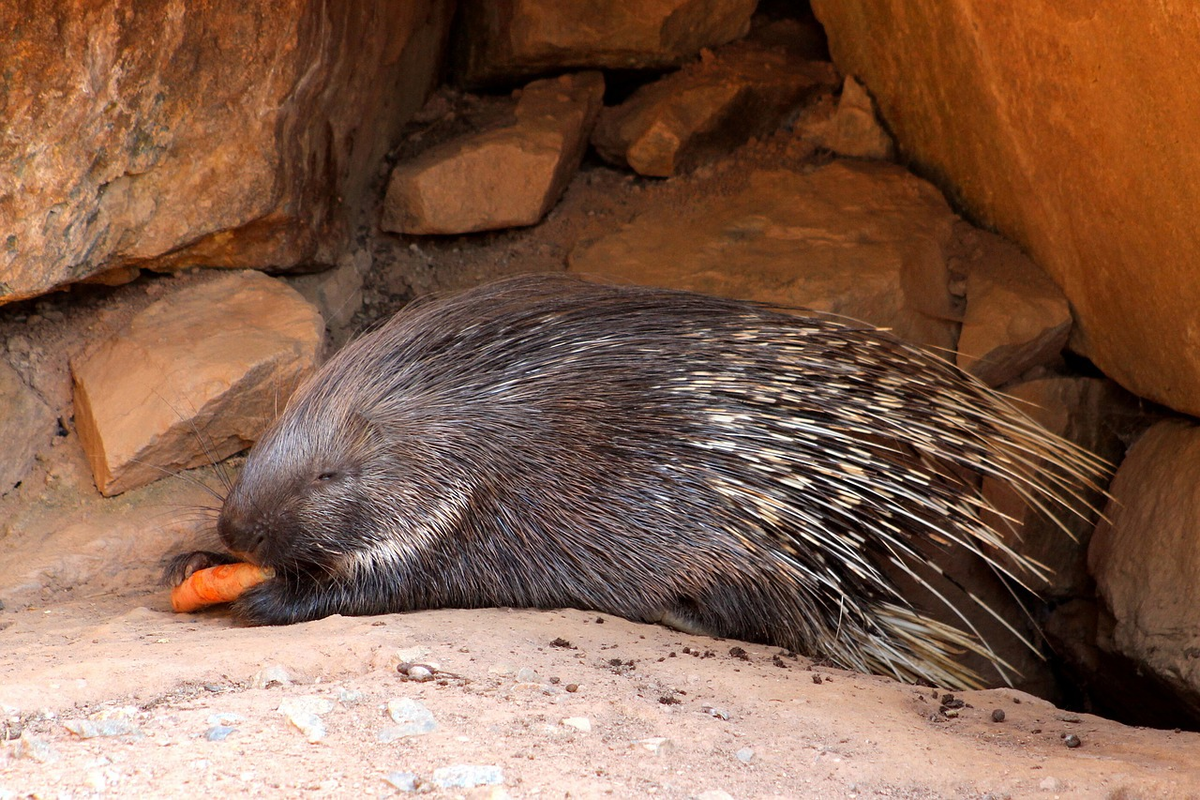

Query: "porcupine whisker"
left=149, top=389, right=238, bottom=495
left=125, top=455, right=228, bottom=504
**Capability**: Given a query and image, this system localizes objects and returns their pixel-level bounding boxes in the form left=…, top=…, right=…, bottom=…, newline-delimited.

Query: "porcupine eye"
left=314, top=470, right=341, bottom=484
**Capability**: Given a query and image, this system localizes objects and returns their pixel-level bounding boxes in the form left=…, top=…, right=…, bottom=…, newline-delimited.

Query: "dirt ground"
left=4, top=131, right=1200, bottom=796
left=3, top=465, right=1200, bottom=799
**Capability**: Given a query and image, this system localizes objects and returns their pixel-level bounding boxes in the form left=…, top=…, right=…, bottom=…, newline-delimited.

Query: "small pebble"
left=400, top=664, right=434, bottom=682
left=205, top=726, right=236, bottom=742
left=702, top=705, right=731, bottom=721
left=561, top=717, right=592, bottom=733
left=207, top=713, right=244, bottom=727
left=251, top=665, right=293, bottom=689
left=1064, top=733, right=1082, bottom=748
left=383, top=771, right=420, bottom=792
left=379, top=698, right=437, bottom=740
left=10, top=733, right=58, bottom=763
left=735, top=747, right=755, bottom=764
left=991, top=709, right=1006, bottom=723
left=516, top=667, right=541, bottom=683
left=430, top=764, right=504, bottom=789
left=637, top=737, right=673, bottom=756
left=566, top=684, right=579, bottom=693
left=278, top=696, right=335, bottom=743
left=63, top=719, right=139, bottom=739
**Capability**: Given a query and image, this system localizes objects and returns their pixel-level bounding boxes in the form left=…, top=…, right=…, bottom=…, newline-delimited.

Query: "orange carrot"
left=171, top=563, right=272, bottom=613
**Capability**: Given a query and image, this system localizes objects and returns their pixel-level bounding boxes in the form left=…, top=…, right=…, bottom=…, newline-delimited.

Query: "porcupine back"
left=222, top=274, right=1107, bottom=689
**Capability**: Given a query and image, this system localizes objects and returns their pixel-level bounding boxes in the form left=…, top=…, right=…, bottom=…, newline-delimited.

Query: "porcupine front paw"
left=231, top=576, right=340, bottom=626
left=163, top=550, right=242, bottom=585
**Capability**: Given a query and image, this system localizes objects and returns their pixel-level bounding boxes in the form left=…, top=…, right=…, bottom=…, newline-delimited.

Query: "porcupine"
left=177, top=274, right=1107, bottom=689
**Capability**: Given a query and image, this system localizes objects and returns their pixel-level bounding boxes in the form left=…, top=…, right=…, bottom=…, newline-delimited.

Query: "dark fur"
left=180, top=275, right=1105, bottom=688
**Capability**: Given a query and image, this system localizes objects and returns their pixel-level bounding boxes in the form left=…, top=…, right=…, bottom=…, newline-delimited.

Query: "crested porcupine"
left=178, top=274, right=1107, bottom=689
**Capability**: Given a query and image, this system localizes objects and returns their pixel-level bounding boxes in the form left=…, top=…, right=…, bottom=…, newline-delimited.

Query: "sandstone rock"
left=591, top=43, right=838, bottom=177
left=1088, top=420, right=1200, bottom=716
left=810, top=2, right=1200, bottom=417
left=0, top=359, right=55, bottom=495
left=570, top=160, right=959, bottom=352
left=1, top=0, right=454, bottom=306
left=71, top=271, right=324, bottom=496
left=288, top=249, right=370, bottom=347
left=454, top=0, right=756, bottom=87
left=796, top=76, right=895, bottom=160
left=381, top=72, right=605, bottom=235
left=955, top=227, right=1071, bottom=388
left=981, top=377, right=1133, bottom=597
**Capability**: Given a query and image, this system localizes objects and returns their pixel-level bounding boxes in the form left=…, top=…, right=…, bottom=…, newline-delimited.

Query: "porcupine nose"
left=216, top=498, right=267, bottom=560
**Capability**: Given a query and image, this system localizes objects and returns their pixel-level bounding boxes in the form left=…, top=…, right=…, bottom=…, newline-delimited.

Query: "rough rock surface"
left=381, top=72, right=605, bottom=235
left=809, top=1, right=1200, bottom=418
left=1088, top=419, right=1200, bottom=717
left=454, top=0, right=757, bottom=87
left=0, top=0, right=454, bottom=305
left=570, top=160, right=960, bottom=352
left=795, top=75, right=895, bottom=160
left=71, top=271, right=324, bottom=496
left=955, top=227, right=1072, bottom=387
left=0, top=360, right=54, bottom=496
left=591, top=42, right=838, bottom=176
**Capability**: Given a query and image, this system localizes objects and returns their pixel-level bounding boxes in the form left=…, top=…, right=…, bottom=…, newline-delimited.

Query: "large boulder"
left=454, top=0, right=756, bottom=87
left=1, top=0, right=454, bottom=305
left=810, top=2, right=1200, bottom=417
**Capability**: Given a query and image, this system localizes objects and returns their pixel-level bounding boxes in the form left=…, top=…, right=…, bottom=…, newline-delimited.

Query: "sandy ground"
left=4, top=124, right=1200, bottom=796
left=3, top=416, right=1200, bottom=799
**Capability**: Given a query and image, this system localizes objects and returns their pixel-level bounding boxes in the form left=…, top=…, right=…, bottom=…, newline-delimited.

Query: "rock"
left=636, top=737, right=674, bottom=757
left=1, top=0, right=454, bottom=305
left=381, top=698, right=437, bottom=738
left=1088, top=420, right=1200, bottom=716
left=980, top=377, right=1134, bottom=597
left=591, top=42, right=838, bottom=177
left=382, top=72, right=605, bottom=235
left=454, top=0, right=756, bottom=87
left=954, top=226, right=1072, bottom=387
left=570, top=160, right=960, bottom=352
left=8, top=733, right=59, bottom=764
left=0, top=359, right=54, bottom=495
left=561, top=717, right=591, bottom=733
left=429, top=764, right=504, bottom=789
left=278, top=696, right=335, bottom=743
left=250, top=665, right=295, bottom=690
left=287, top=249, right=370, bottom=347
left=383, top=771, right=420, bottom=792
left=796, top=76, right=895, bottom=160
left=810, top=2, right=1200, bottom=417
left=71, top=271, right=324, bottom=496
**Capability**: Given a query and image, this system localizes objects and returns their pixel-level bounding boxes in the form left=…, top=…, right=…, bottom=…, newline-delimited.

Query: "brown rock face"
left=0, top=360, right=55, bottom=496
left=955, top=227, right=1071, bottom=388
left=1, top=0, right=453, bottom=305
left=809, top=2, right=1200, bottom=416
left=71, top=271, right=324, bottom=497
left=454, top=0, right=757, bottom=87
left=570, top=160, right=960, bottom=353
left=381, top=73, right=606, bottom=235
left=591, top=43, right=838, bottom=177
left=1088, top=420, right=1200, bottom=716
